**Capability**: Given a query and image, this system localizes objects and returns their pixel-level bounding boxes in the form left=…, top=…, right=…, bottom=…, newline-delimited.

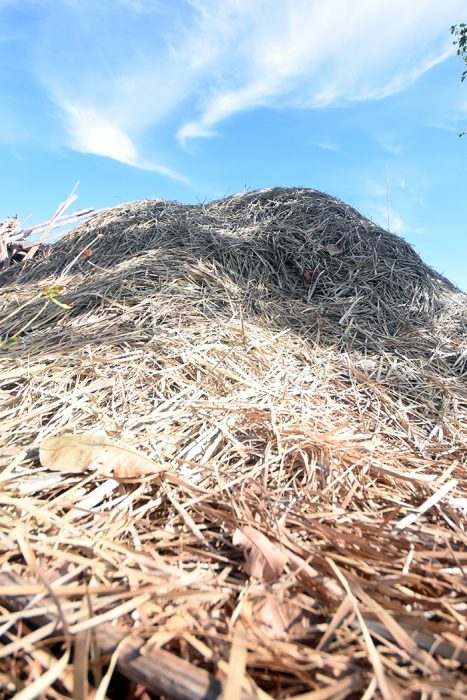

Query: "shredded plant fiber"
left=0, top=187, right=466, bottom=699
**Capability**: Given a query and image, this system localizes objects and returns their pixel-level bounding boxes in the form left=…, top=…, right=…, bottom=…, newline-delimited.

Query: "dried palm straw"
left=0, top=187, right=466, bottom=699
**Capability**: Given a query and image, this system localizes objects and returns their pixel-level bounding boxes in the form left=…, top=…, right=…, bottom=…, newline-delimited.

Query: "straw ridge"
left=0, top=187, right=466, bottom=698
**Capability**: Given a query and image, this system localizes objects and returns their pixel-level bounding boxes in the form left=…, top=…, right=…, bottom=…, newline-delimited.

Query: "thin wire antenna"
left=386, top=167, right=391, bottom=232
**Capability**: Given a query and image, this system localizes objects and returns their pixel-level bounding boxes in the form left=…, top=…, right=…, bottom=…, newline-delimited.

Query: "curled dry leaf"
left=39, top=431, right=164, bottom=478
left=232, top=526, right=287, bottom=582
left=321, top=243, right=342, bottom=256
left=252, top=596, right=314, bottom=640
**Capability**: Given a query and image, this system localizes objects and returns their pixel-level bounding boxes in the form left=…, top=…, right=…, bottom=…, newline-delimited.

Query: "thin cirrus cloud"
left=175, top=0, right=464, bottom=143
left=61, top=102, right=189, bottom=183
left=10, top=0, right=465, bottom=173
left=311, top=142, right=340, bottom=153
left=373, top=206, right=426, bottom=236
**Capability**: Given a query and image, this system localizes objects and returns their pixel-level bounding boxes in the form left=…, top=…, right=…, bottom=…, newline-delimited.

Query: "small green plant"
left=0, top=285, right=72, bottom=349
left=1, top=335, right=17, bottom=347
left=0, top=225, right=102, bottom=350
left=42, top=284, right=72, bottom=309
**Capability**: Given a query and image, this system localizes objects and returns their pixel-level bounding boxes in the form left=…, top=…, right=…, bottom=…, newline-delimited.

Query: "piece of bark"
left=0, top=571, right=258, bottom=700
left=0, top=205, right=101, bottom=269
left=0, top=217, right=21, bottom=268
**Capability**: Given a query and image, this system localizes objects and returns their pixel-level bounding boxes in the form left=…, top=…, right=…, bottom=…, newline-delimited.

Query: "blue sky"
left=1, top=0, right=466, bottom=290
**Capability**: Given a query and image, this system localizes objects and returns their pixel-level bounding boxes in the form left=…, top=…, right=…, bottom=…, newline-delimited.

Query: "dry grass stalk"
left=0, top=187, right=466, bottom=698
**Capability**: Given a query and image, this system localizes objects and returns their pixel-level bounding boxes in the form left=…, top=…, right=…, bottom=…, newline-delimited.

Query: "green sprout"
left=0, top=284, right=72, bottom=349
left=42, top=284, right=73, bottom=309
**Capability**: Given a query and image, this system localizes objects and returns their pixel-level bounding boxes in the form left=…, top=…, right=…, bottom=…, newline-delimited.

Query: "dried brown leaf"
left=322, top=243, right=342, bottom=256
left=253, top=597, right=313, bottom=640
left=233, top=526, right=287, bottom=582
left=39, top=431, right=163, bottom=478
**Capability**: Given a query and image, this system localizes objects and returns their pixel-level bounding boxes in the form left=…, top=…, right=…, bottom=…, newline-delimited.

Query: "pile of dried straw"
left=0, top=187, right=466, bottom=699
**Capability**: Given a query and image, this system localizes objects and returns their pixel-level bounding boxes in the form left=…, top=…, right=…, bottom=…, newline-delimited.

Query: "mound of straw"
left=0, top=187, right=466, bottom=699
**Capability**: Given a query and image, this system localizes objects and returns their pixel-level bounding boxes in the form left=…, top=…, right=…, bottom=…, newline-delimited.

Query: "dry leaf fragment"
left=322, top=243, right=342, bottom=256
left=39, top=431, right=163, bottom=478
left=232, top=526, right=287, bottom=582
left=253, top=597, right=314, bottom=640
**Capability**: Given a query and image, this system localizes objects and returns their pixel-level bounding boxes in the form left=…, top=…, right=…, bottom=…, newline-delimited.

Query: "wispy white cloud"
left=3, top=0, right=465, bottom=169
left=378, top=139, right=403, bottom=155
left=373, top=205, right=426, bottom=235
left=61, top=102, right=188, bottom=182
left=424, top=102, right=467, bottom=132
left=176, top=0, right=464, bottom=143
left=63, top=103, right=140, bottom=165
left=311, top=141, right=340, bottom=152
left=363, top=176, right=426, bottom=236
